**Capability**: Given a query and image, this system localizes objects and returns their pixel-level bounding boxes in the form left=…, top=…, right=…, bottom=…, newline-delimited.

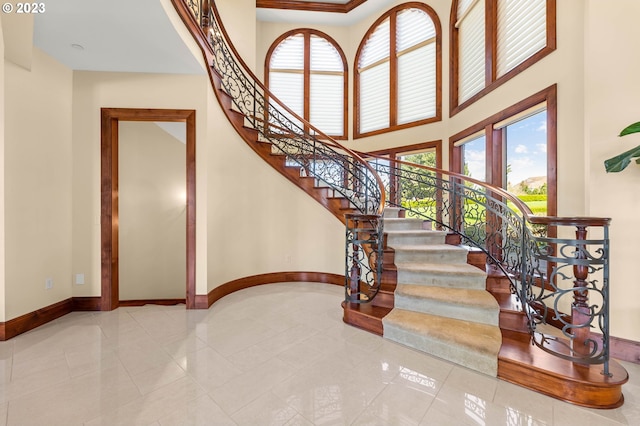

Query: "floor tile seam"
left=229, top=390, right=303, bottom=425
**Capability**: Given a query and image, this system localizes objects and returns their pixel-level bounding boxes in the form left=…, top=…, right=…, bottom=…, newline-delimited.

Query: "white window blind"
left=358, top=17, right=390, bottom=133
left=398, top=43, right=436, bottom=123
left=310, top=74, right=343, bottom=135
left=269, top=32, right=345, bottom=136
left=458, top=0, right=485, bottom=103
left=397, top=8, right=436, bottom=124
left=359, top=64, right=390, bottom=133
left=497, top=0, right=546, bottom=77
left=359, top=18, right=390, bottom=69
left=309, top=35, right=344, bottom=136
left=270, top=34, right=304, bottom=70
left=268, top=72, right=303, bottom=130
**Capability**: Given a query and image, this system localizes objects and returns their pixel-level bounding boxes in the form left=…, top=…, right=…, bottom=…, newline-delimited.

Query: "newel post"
left=571, top=225, right=591, bottom=356
left=201, top=0, right=211, bottom=32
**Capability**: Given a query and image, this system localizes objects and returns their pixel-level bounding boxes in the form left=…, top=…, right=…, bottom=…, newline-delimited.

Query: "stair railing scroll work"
left=184, top=2, right=386, bottom=301
left=366, top=155, right=613, bottom=375
left=181, top=1, right=613, bottom=376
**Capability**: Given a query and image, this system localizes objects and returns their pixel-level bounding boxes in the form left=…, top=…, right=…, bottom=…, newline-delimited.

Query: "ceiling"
left=29, top=0, right=395, bottom=74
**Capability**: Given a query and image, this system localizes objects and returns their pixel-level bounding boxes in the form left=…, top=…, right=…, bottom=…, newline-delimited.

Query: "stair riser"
left=396, top=270, right=486, bottom=289
left=394, top=296, right=499, bottom=326
left=384, top=220, right=428, bottom=232
left=394, top=249, right=468, bottom=265
left=383, top=323, right=498, bottom=376
left=387, top=234, right=446, bottom=246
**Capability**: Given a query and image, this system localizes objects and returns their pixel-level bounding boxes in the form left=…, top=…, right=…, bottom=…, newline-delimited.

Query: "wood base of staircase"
left=342, top=303, right=628, bottom=409
left=499, top=329, right=628, bottom=409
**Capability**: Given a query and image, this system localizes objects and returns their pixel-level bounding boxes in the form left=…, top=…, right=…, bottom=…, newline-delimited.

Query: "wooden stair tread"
left=342, top=302, right=391, bottom=336
left=498, top=329, right=628, bottom=408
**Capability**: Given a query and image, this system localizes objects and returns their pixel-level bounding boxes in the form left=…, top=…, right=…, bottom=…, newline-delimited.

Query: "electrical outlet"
left=75, top=273, right=85, bottom=285
left=45, top=278, right=53, bottom=290
left=285, top=255, right=292, bottom=263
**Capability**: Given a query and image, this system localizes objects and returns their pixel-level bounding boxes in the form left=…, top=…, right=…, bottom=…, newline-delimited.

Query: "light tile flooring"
left=0, top=282, right=638, bottom=425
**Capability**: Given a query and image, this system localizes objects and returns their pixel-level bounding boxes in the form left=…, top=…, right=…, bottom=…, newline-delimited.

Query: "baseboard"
left=118, top=299, right=186, bottom=307
left=72, top=297, right=102, bottom=311
left=0, top=298, right=74, bottom=341
left=200, top=271, right=344, bottom=309
left=610, top=335, right=640, bottom=364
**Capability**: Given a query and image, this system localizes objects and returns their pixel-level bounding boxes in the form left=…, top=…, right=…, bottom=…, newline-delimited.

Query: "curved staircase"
left=173, top=0, right=628, bottom=410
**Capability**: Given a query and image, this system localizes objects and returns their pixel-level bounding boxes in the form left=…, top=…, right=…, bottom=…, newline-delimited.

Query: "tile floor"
left=0, top=282, right=637, bottom=425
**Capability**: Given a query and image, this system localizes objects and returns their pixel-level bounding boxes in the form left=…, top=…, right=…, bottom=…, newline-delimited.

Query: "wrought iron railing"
left=181, top=1, right=385, bottom=302
left=365, top=155, right=611, bottom=373
left=178, top=0, right=611, bottom=373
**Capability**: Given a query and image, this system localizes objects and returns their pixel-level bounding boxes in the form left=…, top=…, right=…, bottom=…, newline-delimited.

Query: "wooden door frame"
left=101, top=108, right=196, bottom=310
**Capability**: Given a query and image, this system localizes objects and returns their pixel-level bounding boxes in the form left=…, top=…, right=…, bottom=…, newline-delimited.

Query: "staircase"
left=381, top=207, right=502, bottom=376
left=173, top=0, right=628, bottom=410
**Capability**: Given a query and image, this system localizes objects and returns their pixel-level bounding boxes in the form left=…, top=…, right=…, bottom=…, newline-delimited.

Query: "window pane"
left=359, top=18, right=390, bottom=68
left=310, top=35, right=343, bottom=72
left=397, top=8, right=435, bottom=52
left=268, top=72, right=303, bottom=130
left=310, top=73, right=343, bottom=135
left=458, top=0, right=485, bottom=103
left=270, top=34, right=304, bottom=70
left=504, top=110, right=547, bottom=215
left=461, top=135, right=486, bottom=181
left=359, top=63, right=390, bottom=133
left=497, top=0, right=546, bottom=76
left=398, top=43, right=436, bottom=124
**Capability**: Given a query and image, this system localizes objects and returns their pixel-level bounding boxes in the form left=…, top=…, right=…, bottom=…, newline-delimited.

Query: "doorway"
left=100, top=108, right=196, bottom=310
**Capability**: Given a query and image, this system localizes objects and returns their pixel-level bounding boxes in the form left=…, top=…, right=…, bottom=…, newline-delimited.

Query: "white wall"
left=4, top=48, right=73, bottom=320
left=118, top=122, right=186, bottom=300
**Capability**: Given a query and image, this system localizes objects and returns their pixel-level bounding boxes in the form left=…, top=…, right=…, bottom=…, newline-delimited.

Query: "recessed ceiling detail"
left=256, top=0, right=367, bottom=13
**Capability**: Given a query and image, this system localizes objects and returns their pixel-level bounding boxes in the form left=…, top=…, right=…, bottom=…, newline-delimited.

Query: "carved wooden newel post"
left=201, top=0, right=211, bottom=32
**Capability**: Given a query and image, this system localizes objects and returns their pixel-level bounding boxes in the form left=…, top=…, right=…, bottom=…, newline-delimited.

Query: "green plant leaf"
left=604, top=144, right=640, bottom=172
left=619, top=121, right=640, bottom=137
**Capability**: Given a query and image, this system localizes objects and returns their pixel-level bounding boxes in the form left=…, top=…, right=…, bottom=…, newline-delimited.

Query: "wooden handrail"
left=206, top=2, right=386, bottom=215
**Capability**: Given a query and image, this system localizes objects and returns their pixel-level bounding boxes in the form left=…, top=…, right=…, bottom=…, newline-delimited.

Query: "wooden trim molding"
left=119, top=299, right=186, bottom=307
left=256, top=0, right=367, bottom=13
left=449, top=0, right=557, bottom=117
left=353, top=2, right=442, bottom=139
left=264, top=28, right=348, bottom=140
left=195, top=271, right=344, bottom=309
left=101, top=108, right=197, bottom=311
left=72, top=297, right=102, bottom=311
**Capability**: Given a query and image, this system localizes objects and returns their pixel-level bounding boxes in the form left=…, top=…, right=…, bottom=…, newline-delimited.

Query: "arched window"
left=355, top=3, right=441, bottom=138
left=265, top=29, right=347, bottom=139
left=451, top=0, right=556, bottom=114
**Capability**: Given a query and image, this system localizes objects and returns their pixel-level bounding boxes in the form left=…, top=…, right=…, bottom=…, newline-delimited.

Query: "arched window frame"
left=450, top=0, right=557, bottom=116
left=265, top=29, right=348, bottom=140
left=354, top=2, right=442, bottom=139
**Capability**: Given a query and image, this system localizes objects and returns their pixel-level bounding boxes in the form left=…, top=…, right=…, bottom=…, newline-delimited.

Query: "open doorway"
left=101, top=108, right=196, bottom=310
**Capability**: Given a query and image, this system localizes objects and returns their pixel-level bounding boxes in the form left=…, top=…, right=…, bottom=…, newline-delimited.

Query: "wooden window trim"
left=354, top=2, right=442, bottom=139
left=265, top=29, right=348, bottom=140
left=449, top=84, right=557, bottom=218
left=449, top=0, right=557, bottom=117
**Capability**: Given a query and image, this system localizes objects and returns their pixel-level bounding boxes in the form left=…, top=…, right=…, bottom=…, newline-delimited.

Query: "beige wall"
left=585, top=0, right=640, bottom=341
left=4, top=48, right=73, bottom=320
left=0, top=16, right=5, bottom=320
left=71, top=71, right=210, bottom=298
left=118, top=122, right=186, bottom=300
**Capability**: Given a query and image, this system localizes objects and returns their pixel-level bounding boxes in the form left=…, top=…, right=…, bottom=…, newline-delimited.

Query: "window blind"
left=497, top=0, right=546, bottom=77
left=458, top=0, right=485, bottom=103
left=359, top=64, right=390, bottom=133
left=398, top=43, right=436, bottom=124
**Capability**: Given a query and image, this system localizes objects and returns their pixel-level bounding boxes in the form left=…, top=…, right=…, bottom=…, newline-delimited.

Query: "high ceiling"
left=28, top=0, right=394, bottom=74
